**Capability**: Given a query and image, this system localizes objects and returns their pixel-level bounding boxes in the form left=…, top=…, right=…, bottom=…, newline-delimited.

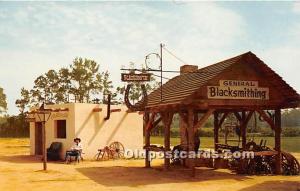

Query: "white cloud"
left=292, top=2, right=300, bottom=14
left=0, top=2, right=246, bottom=114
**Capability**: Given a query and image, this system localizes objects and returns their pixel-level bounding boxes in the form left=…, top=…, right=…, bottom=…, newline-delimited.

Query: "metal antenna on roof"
left=120, top=43, right=183, bottom=104
left=160, top=43, right=164, bottom=102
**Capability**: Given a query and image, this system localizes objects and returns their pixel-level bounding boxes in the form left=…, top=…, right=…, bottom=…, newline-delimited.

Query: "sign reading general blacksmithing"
left=207, top=80, right=269, bottom=100
left=121, top=73, right=151, bottom=82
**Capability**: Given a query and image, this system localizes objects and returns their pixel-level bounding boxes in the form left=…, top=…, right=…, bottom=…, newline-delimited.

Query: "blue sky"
left=0, top=1, right=300, bottom=114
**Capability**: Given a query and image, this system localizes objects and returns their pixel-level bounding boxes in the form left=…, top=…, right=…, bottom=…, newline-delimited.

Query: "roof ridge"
left=175, top=51, right=251, bottom=78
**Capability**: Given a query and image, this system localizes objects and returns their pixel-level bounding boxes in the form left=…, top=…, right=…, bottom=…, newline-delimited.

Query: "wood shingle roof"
left=145, top=52, right=300, bottom=109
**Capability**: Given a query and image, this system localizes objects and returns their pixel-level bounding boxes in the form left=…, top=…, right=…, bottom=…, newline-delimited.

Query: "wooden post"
left=162, top=112, right=173, bottom=170
left=241, top=111, right=247, bottom=149
left=214, top=111, right=219, bottom=151
left=179, top=111, right=188, bottom=150
left=42, top=120, right=47, bottom=171
left=275, top=109, right=282, bottom=174
left=144, top=112, right=151, bottom=168
left=187, top=108, right=195, bottom=176
left=164, top=114, right=170, bottom=170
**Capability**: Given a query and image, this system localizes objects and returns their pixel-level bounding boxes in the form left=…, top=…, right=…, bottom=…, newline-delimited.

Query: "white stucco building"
left=29, top=103, right=143, bottom=159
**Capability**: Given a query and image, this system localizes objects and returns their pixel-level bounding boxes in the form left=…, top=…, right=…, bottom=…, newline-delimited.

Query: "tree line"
left=15, top=58, right=158, bottom=113
left=0, top=56, right=300, bottom=137
left=15, top=58, right=116, bottom=113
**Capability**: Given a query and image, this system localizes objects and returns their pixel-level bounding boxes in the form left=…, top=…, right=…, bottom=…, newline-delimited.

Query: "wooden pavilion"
left=142, top=52, right=300, bottom=176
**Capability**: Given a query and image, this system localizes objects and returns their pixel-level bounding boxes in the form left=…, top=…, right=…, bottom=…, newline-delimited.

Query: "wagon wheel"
left=281, top=151, right=300, bottom=175
left=109, top=142, right=125, bottom=159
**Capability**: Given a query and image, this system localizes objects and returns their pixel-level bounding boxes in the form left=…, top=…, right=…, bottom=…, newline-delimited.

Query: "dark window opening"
left=55, top=120, right=66, bottom=139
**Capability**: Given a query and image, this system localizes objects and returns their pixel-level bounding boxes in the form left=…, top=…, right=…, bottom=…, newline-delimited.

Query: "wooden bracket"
left=146, top=112, right=156, bottom=130
left=256, top=110, right=275, bottom=130
left=152, top=116, right=162, bottom=129
left=161, top=111, right=174, bottom=127
left=234, top=112, right=242, bottom=122
left=178, top=111, right=188, bottom=125
left=240, top=111, right=254, bottom=128
left=218, top=112, right=229, bottom=127
left=194, top=109, right=214, bottom=130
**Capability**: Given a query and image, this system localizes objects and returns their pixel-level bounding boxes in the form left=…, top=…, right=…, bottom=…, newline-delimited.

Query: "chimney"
left=180, top=65, right=198, bottom=74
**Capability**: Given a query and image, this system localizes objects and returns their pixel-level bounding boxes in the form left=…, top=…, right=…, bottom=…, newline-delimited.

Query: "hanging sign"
left=207, top=80, right=269, bottom=100
left=121, top=73, right=151, bottom=82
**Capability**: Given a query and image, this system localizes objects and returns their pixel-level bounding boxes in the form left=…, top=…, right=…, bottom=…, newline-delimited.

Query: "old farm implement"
left=225, top=139, right=300, bottom=175
left=95, top=142, right=125, bottom=161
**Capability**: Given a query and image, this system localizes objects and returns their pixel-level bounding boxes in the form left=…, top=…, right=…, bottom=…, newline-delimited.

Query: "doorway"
left=35, top=122, right=43, bottom=155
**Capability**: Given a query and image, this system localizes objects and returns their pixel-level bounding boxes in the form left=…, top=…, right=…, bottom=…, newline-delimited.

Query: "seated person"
left=65, top=138, right=82, bottom=162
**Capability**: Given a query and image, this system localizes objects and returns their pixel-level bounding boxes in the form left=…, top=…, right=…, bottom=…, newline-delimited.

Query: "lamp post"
left=35, top=103, right=52, bottom=171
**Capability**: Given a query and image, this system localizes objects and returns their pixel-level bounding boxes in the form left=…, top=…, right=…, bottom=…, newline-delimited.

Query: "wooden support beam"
left=178, top=111, right=188, bottom=124
left=144, top=112, right=154, bottom=168
left=213, top=111, right=228, bottom=150
left=240, top=111, right=254, bottom=149
left=151, top=116, right=162, bottom=131
left=274, top=109, right=282, bottom=174
left=194, top=109, right=215, bottom=131
left=214, top=111, right=219, bottom=151
left=179, top=111, right=188, bottom=148
left=241, top=111, right=254, bottom=127
left=144, top=112, right=151, bottom=168
left=187, top=108, right=195, bottom=177
left=161, top=111, right=174, bottom=170
left=256, top=110, right=275, bottom=130
left=241, top=111, right=246, bottom=149
left=146, top=112, right=156, bottom=130
left=218, top=112, right=229, bottom=127
left=234, top=112, right=242, bottom=122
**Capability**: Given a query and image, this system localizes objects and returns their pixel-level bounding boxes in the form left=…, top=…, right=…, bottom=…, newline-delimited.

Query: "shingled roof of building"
left=145, top=51, right=300, bottom=108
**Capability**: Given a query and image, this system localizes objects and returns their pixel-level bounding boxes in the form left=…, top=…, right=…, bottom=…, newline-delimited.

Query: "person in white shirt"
left=65, top=138, right=82, bottom=162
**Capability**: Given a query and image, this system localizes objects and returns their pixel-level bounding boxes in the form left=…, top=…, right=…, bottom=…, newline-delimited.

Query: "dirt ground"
left=0, top=139, right=299, bottom=191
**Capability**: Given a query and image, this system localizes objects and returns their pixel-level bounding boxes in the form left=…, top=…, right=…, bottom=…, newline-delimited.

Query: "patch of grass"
left=0, top=138, right=30, bottom=155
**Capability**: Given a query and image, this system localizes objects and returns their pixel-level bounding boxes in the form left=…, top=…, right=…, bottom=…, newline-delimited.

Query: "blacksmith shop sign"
left=121, top=73, right=151, bottom=82
left=207, top=80, right=269, bottom=100
left=121, top=72, right=150, bottom=111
